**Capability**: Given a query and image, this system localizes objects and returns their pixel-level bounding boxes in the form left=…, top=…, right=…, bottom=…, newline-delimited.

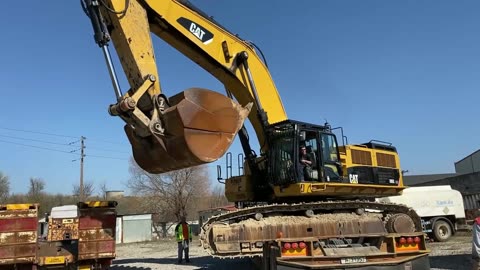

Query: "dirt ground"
left=111, top=234, right=475, bottom=270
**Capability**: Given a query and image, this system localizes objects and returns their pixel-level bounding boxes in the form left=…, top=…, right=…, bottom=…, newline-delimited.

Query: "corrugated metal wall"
left=464, top=193, right=480, bottom=210
left=118, top=214, right=152, bottom=243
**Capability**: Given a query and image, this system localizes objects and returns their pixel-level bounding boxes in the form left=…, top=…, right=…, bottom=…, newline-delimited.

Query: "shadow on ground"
left=112, top=254, right=476, bottom=270
left=111, top=256, right=255, bottom=270
left=430, top=254, right=473, bottom=270
left=110, top=265, right=152, bottom=270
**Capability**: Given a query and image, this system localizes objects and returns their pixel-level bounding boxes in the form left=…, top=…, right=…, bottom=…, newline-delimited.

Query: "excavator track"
left=200, top=200, right=422, bottom=258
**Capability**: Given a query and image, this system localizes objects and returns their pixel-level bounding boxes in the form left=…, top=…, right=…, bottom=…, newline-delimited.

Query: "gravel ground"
left=428, top=234, right=474, bottom=270
left=111, top=234, right=475, bottom=270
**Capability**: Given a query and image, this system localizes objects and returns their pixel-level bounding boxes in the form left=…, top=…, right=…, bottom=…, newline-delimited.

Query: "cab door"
left=318, top=132, right=342, bottom=182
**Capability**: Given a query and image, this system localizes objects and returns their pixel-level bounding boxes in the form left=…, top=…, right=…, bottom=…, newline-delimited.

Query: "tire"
left=433, top=220, right=452, bottom=242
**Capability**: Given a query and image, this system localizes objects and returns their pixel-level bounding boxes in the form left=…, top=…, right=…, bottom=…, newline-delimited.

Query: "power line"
left=0, top=138, right=127, bottom=160
left=0, top=126, right=126, bottom=146
left=67, top=139, right=81, bottom=145
left=0, top=139, right=77, bottom=154
left=0, top=127, right=77, bottom=139
left=0, top=134, right=76, bottom=147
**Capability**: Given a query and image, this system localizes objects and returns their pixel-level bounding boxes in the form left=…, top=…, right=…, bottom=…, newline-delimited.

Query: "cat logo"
left=177, top=17, right=214, bottom=44
left=349, top=174, right=359, bottom=184
left=189, top=23, right=205, bottom=40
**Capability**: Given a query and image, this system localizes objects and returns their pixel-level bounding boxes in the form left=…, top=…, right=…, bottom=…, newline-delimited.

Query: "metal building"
left=455, top=149, right=480, bottom=174
left=105, top=190, right=125, bottom=200
left=116, top=214, right=152, bottom=244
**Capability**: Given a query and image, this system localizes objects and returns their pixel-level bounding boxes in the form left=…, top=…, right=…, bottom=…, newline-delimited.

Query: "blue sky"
left=1, top=0, right=479, bottom=194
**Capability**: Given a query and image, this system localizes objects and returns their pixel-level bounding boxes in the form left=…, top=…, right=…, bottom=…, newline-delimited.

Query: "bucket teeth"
left=126, top=88, right=252, bottom=174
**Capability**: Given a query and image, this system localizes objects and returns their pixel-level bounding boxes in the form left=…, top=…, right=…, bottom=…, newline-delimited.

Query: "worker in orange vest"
left=175, top=216, right=192, bottom=264
left=472, top=217, right=480, bottom=270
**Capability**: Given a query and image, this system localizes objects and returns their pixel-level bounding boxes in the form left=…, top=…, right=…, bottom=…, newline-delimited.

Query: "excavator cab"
left=268, top=120, right=344, bottom=185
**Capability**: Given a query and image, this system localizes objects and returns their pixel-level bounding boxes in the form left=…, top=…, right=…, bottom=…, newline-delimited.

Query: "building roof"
left=404, top=173, right=458, bottom=186
left=455, top=149, right=480, bottom=165
left=118, top=212, right=155, bottom=217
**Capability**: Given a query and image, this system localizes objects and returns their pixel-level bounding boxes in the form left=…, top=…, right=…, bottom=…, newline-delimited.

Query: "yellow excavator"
left=81, top=0, right=431, bottom=269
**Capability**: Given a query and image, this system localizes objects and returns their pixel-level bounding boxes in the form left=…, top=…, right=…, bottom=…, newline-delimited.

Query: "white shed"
left=116, top=214, right=152, bottom=244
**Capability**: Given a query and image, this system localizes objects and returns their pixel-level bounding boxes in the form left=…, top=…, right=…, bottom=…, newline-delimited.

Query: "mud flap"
left=263, top=242, right=280, bottom=270
left=126, top=88, right=252, bottom=174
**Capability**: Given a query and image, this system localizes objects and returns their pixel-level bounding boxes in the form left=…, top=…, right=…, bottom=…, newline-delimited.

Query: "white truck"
left=377, top=185, right=466, bottom=242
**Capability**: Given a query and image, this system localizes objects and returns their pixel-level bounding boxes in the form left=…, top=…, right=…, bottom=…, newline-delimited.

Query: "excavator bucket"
left=125, top=88, right=252, bottom=174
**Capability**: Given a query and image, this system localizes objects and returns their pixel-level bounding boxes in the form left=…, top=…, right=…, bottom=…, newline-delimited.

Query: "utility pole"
left=80, top=136, right=86, bottom=201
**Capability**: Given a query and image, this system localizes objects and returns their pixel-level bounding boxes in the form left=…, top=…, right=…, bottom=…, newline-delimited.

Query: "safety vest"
left=175, top=222, right=192, bottom=242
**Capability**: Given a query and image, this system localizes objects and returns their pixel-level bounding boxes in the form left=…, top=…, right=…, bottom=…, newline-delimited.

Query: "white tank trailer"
left=377, top=185, right=466, bottom=242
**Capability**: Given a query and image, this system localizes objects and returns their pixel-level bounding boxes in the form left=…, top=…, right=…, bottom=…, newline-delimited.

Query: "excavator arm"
left=82, top=0, right=287, bottom=174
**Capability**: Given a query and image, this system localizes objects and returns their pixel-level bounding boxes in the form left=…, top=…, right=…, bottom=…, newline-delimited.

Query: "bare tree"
left=0, top=172, right=10, bottom=203
left=72, top=182, right=95, bottom=199
left=98, top=181, right=108, bottom=199
left=26, top=177, right=47, bottom=210
left=208, top=185, right=229, bottom=208
left=127, top=157, right=210, bottom=222
left=28, top=177, right=45, bottom=199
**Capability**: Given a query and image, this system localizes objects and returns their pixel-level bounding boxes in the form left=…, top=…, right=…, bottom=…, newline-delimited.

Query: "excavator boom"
left=82, top=0, right=287, bottom=173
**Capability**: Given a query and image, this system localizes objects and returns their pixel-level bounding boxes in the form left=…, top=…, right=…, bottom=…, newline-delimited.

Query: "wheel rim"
left=438, top=224, right=450, bottom=238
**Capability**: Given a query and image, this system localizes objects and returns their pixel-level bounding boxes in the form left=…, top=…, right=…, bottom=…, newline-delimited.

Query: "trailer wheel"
left=433, top=220, right=452, bottom=242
